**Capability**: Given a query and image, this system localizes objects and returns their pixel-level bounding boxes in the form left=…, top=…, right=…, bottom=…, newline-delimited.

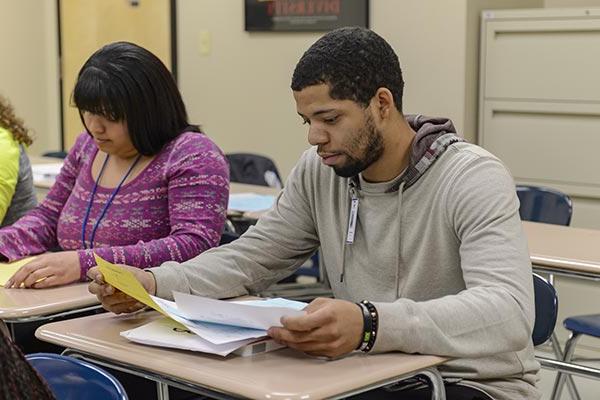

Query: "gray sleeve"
left=373, top=156, right=534, bottom=357
left=2, top=147, right=37, bottom=227
left=149, top=151, right=320, bottom=300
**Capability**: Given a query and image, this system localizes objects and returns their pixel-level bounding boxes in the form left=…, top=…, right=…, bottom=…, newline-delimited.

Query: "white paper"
left=173, top=292, right=306, bottom=331
left=31, top=163, right=62, bottom=180
left=120, top=317, right=257, bottom=356
left=151, top=296, right=266, bottom=344
left=149, top=296, right=306, bottom=345
left=233, top=298, right=308, bottom=310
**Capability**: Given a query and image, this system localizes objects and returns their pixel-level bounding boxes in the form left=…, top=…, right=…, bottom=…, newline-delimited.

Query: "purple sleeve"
left=77, top=134, right=230, bottom=278
left=0, top=135, right=85, bottom=261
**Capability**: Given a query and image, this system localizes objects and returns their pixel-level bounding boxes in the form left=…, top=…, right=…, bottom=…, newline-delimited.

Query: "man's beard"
left=333, top=114, right=384, bottom=178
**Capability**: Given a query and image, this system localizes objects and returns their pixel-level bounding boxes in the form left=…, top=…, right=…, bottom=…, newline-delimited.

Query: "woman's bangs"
left=72, top=69, right=126, bottom=121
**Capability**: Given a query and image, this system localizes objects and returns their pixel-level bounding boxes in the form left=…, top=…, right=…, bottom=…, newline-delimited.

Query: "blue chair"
left=516, top=185, right=573, bottom=226
left=516, top=185, right=580, bottom=398
left=532, top=274, right=559, bottom=347
left=26, top=353, right=128, bottom=400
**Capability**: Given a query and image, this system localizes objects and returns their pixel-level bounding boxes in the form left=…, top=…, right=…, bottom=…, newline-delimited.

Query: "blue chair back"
left=516, top=185, right=572, bottom=226
left=26, top=353, right=128, bottom=400
left=532, top=274, right=558, bottom=346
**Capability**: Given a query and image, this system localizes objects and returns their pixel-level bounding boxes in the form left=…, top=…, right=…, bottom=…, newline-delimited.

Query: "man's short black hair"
left=291, top=27, right=404, bottom=112
left=73, top=41, right=200, bottom=156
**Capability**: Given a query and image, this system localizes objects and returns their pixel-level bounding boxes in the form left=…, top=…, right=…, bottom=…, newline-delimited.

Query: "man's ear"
left=370, top=88, right=396, bottom=122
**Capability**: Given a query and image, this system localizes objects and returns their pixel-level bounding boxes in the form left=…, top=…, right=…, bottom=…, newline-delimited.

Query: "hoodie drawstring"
left=395, top=181, right=405, bottom=297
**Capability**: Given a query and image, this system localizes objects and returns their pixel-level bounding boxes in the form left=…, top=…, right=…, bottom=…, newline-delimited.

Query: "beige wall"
left=177, top=0, right=321, bottom=180
left=0, top=0, right=60, bottom=156
left=371, top=0, right=468, bottom=140
left=179, top=0, right=474, bottom=179
left=3, top=0, right=545, bottom=178
left=178, top=0, right=543, bottom=179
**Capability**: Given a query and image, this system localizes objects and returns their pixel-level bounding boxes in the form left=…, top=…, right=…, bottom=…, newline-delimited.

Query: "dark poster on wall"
left=245, top=0, right=369, bottom=32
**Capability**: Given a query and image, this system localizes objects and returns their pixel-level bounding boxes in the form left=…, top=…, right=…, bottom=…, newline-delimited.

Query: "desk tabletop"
left=0, top=283, right=97, bottom=320
left=523, top=221, right=600, bottom=276
left=37, top=311, right=446, bottom=400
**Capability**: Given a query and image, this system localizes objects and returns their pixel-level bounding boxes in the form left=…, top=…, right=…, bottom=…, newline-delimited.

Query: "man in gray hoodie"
left=89, top=27, right=540, bottom=399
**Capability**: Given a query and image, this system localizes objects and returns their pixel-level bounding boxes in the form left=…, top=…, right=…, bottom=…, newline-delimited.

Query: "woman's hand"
left=5, top=251, right=81, bottom=288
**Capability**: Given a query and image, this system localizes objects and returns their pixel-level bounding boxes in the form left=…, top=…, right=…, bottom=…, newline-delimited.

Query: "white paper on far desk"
left=173, top=292, right=306, bottom=330
left=31, top=163, right=62, bottom=180
left=227, top=193, right=276, bottom=212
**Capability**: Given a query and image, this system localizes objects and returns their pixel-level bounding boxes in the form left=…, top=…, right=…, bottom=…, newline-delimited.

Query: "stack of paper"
left=95, top=255, right=306, bottom=356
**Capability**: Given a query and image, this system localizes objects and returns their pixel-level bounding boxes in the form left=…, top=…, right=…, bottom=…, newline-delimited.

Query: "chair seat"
left=564, top=314, right=600, bottom=338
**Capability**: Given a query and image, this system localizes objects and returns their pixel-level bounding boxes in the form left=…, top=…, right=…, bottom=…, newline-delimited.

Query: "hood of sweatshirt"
left=341, top=115, right=464, bottom=283
left=350, top=114, right=464, bottom=192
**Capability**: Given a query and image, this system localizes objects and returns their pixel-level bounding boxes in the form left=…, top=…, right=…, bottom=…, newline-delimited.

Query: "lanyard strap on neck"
left=81, top=153, right=142, bottom=249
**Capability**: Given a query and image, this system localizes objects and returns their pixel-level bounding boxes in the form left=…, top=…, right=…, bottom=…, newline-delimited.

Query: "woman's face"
left=82, top=111, right=138, bottom=159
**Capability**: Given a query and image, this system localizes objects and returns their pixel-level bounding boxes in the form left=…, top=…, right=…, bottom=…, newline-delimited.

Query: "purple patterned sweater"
left=0, top=131, right=230, bottom=280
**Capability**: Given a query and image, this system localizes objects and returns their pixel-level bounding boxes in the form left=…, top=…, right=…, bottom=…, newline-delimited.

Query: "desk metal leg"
left=157, top=381, right=170, bottom=400
left=545, top=272, right=581, bottom=400
left=419, top=368, right=446, bottom=400
left=549, top=332, right=579, bottom=400
left=0, top=320, right=9, bottom=339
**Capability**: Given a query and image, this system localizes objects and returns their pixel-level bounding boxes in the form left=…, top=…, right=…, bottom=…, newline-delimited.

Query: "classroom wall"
left=0, top=0, right=61, bottom=156
left=177, top=0, right=320, bottom=181
left=178, top=0, right=542, bottom=180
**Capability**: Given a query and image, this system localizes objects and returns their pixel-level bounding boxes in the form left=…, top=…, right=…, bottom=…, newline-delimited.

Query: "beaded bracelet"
left=355, top=302, right=372, bottom=351
left=359, top=300, right=378, bottom=353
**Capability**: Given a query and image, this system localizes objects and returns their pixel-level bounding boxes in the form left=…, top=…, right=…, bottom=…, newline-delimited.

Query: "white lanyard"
left=346, top=188, right=359, bottom=244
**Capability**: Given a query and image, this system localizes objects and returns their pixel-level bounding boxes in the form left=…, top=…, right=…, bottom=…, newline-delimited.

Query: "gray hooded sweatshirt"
left=150, top=115, right=541, bottom=399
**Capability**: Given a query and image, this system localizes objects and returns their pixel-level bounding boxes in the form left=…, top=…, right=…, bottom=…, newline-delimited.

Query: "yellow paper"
left=94, top=254, right=167, bottom=316
left=0, top=257, right=37, bottom=286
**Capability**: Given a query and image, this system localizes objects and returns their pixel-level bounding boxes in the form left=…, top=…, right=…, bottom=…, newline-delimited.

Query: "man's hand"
left=87, top=265, right=156, bottom=314
left=5, top=251, right=81, bottom=289
left=268, top=297, right=363, bottom=358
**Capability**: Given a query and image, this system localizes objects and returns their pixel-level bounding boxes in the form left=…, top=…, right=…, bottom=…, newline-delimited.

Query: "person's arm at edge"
left=0, top=133, right=84, bottom=260
left=0, top=128, right=19, bottom=224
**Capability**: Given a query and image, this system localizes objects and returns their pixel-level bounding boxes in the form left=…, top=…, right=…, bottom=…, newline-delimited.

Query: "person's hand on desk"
left=268, top=297, right=363, bottom=358
left=4, top=251, right=81, bottom=288
left=87, top=266, right=156, bottom=314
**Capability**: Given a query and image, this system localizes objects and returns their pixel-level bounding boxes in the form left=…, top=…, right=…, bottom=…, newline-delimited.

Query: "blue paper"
left=228, top=193, right=276, bottom=212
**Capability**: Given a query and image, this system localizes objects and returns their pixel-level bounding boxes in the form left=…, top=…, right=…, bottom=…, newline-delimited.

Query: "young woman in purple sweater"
left=1, top=42, right=229, bottom=288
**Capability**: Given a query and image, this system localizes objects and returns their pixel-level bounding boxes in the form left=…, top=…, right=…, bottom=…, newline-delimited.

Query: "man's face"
left=294, top=84, right=384, bottom=178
